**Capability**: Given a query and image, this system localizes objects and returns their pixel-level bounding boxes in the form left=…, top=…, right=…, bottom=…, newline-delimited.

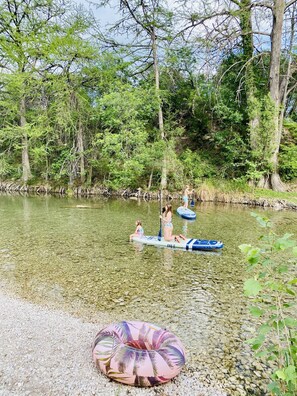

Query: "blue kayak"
left=132, top=235, right=223, bottom=251
left=177, top=206, right=197, bottom=220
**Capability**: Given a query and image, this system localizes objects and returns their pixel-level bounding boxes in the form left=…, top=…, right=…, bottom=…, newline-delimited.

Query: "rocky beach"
left=0, top=288, right=227, bottom=396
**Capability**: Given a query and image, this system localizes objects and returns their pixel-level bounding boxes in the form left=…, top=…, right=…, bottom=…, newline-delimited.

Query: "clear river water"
left=0, top=194, right=296, bottom=394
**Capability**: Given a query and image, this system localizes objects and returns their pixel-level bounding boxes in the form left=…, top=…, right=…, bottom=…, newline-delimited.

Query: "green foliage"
left=179, top=148, right=216, bottom=184
left=49, top=147, right=74, bottom=184
left=247, top=94, right=277, bottom=177
left=239, top=213, right=297, bottom=395
left=283, top=119, right=297, bottom=141
left=0, top=156, right=16, bottom=178
left=93, top=85, right=160, bottom=189
left=279, top=119, right=297, bottom=181
left=245, top=161, right=265, bottom=184
left=0, top=0, right=296, bottom=190
left=211, top=129, right=249, bottom=178
left=215, top=54, right=250, bottom=125
left=198, top=178, right=253, bottom=194
left=252, top=189, right=297, bottom=204
left=279, top=144, right=297, bottom=181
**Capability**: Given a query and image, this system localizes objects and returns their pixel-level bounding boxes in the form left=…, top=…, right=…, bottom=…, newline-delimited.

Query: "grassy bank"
left=195, top=180, right=297, bottom=205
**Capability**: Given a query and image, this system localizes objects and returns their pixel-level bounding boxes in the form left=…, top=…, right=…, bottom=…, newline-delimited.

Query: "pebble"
left=0, top=290, right=227, bottom=396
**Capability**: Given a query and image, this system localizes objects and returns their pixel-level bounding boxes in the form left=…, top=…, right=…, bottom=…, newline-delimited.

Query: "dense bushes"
left=0, top=0, right=296, bottom=191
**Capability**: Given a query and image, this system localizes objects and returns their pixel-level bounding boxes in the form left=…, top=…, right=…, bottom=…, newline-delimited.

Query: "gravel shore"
left=0, top=290, right=227, bottom=396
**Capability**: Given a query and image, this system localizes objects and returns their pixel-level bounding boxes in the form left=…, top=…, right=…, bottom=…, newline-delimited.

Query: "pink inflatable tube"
left=92, top=320, right=186, bottom=387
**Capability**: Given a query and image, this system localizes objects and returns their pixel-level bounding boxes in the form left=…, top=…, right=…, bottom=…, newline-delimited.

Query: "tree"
left=94, top=0, right=173, bottom=189
left=0, top=0, right=96, bottom=185
left=267, top=0, right=297, bottom=191
left=176, top=0, right=297, bottom=190
left=0, top=0, right=69, bottom=182
left=93, top=82, right=159, bottom=189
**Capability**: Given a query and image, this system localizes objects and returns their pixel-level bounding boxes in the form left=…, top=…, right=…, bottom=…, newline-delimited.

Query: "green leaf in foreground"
left=249, top=306, right=264, bottom=317
left=283, top=317, right=297, bottom=327
left=275, top=369, right=286, bottom=380
left=244, top=278, right=262, bottom=296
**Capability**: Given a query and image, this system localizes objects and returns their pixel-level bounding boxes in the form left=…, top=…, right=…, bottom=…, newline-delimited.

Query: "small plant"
left=239, top=212, right=297, bottom=395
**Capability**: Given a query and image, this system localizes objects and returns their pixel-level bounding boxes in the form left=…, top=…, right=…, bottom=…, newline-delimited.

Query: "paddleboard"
left=132, top=235, right=223, bottom=251
left=176, top=206, right=197, bottom=220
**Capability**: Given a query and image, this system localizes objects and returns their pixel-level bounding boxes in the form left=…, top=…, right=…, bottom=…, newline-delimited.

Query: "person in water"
left=130, top=220, right=144, bottom=241
left=182, top=185, right=192, bottom=208
left=161, top=204, right=186, bottom=243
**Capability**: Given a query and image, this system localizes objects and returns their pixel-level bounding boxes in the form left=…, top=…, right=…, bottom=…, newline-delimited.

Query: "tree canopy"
left=0, top=0, right=296, bottom=191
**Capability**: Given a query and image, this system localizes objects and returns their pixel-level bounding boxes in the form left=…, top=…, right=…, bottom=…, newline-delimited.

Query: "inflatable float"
left=92, top=320, right=186, bottom=387
left=132, top=235, right=223, bottom=251
left=176, top=206, right=196, bottom=220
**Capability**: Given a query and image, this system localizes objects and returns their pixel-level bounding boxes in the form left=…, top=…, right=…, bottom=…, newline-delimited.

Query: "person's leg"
left=169, top=225, right=174, bottom=240
left=173, top=234, right=180, bottom=243
left=169, top=225, right=180, bottom=242
left=164, top=226, right=174, bottom=241
left=164, top=226, right=170, bottom=241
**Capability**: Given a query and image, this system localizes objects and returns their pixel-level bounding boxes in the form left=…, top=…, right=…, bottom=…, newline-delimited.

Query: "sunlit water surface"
left=0, top=194, right=296, bottom=392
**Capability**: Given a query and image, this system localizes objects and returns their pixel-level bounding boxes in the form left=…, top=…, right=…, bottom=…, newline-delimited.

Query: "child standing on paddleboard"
left=183, top=185, right=195, bottom=208
left=182, top=185, right=191, bottom=208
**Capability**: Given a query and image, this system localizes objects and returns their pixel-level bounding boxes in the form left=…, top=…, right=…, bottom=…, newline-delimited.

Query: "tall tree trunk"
left=147, top=169, right=153, bottom=190
left=20, top=97, right=31, bottom=183
left=45, top=145, right=49, bottom=184
left=278, top=3, right=296, bottom=141
left=268, top=0, right=286, bottom=191
left=77, top=118, right=85, bottom=184
left=87, top=155, right=94, bottom=186
left=239, top=0, right=261, bottom=153
left=152, top=27, right=167, bottom=190
left=152, top=28, right=164, bottom=139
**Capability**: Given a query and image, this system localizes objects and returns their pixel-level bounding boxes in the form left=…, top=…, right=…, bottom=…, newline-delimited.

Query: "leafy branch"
left=239, top=212, right=297, bottom=395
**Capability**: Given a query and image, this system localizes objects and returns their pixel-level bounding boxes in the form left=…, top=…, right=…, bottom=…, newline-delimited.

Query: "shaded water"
left=0, top=194, right=296, bottom=393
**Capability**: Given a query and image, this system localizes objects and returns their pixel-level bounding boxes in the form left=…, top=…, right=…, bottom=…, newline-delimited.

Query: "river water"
left=0, top=194, right=296, bottom=394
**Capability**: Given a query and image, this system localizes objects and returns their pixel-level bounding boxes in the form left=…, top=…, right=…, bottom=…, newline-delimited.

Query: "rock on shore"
left=0, top=181, right=296, bottom=211
left=0, top=290, right=226, bottom=396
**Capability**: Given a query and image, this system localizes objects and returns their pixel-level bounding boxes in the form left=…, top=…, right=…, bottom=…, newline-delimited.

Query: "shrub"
left=239, top=213, right=297, bottom=395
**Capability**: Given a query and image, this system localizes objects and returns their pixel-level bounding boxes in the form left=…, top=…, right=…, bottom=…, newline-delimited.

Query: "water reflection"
left=163, top=247, right=173, bottom=271
left=0, top=195, right=297, bottom=394
left=131, top=241, right=144, bottom=253
left=182, top=219, right=188, bottom=236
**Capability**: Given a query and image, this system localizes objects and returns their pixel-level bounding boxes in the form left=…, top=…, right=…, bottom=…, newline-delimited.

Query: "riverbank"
left=0, top=180, right=296, bottom=210
left=0, top=288, right=227, bottom=396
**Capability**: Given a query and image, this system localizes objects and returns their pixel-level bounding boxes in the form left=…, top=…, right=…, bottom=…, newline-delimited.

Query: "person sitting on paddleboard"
left=130, top=220, right=144, bottom=241
left=160, top=204, right=186, bottom=243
